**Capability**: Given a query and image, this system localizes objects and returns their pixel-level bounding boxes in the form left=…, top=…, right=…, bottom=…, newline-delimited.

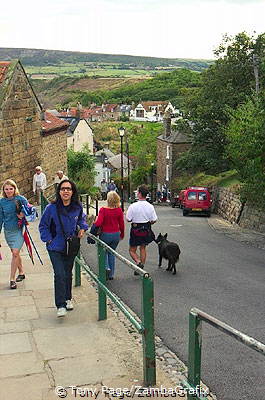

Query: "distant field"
left=25, top=63, right=159, bottom=79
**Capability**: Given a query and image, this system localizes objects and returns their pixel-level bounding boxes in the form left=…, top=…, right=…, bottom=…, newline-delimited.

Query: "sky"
left=1, top=0, right=265, bottom=60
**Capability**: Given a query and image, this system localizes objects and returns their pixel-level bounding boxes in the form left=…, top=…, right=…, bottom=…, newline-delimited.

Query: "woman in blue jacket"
left=39, top=180, right=88, bottom=318
left=0, top=179, right=29, bottom=289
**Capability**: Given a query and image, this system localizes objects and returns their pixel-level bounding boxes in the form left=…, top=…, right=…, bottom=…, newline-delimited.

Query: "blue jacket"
left=39, top=202, right=88, bottom=252
left=0, top=195, right=28, bottom=232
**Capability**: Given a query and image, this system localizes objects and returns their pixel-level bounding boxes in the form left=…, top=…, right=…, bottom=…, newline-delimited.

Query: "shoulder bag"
left=57, top=206, right=83, bottom=257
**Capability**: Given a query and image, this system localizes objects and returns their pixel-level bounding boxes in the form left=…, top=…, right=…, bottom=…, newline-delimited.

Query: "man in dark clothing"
left=107, top=180, right=117, bottom=192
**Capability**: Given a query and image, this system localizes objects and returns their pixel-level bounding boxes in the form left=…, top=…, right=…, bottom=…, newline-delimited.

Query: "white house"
left=66, top=119, right=93, bottom=153
left=130, top=101, right=179, bottom=122
left=94, top=148, right=115, bottom=187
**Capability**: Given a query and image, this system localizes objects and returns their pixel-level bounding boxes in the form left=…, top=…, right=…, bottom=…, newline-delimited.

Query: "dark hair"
left=53, top=179, right=81, bottom=207
left=138, top=184, right=149, bottom=198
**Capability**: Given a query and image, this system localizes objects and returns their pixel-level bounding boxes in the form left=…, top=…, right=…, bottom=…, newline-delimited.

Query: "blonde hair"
left=2, top=179, right=20, bottom=197
left=107, top=191, right=120, bottom=208
left=35, top=166, right=42, bottom=171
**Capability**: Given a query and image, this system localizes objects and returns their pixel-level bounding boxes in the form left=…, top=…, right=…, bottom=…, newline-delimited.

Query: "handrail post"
left=40, top=191, right=45, bottom=215
left=96, top=199, right=99, bottom=216
left=86, top=194, right=89, bottom=215
left=74, top=251, right=81, bottom=287
left=188, top=311, right=202, bottom=399
left=97, top=243, right=107, bottom=320
left=142, top=275, right=156, bottom=386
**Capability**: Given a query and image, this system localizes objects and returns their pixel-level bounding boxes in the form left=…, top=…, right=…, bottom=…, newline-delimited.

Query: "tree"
left=67, top=145, right=97, bottom=195
left=225, top=95, right=265, bottom=208
left=180, top=32, right=265, bottom=174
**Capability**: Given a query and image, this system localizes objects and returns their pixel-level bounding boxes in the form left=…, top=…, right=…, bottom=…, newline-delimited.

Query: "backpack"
left=22, top=204, right=38, bottom=222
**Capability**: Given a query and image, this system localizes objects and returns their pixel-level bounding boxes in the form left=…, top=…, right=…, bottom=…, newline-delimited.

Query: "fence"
left=40, top=183, right=56, bottom=214
left=79, top=193, right=98, bottom=216
left=183, top=307, right=265, bottom=400
left=75, top=233, right=156, bottom=387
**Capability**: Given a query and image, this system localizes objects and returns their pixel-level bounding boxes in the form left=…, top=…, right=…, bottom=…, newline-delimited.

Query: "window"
left=188, top=191, right=197, bottom=200
left=136, top=110, right=144, bottom=118
left=166, top=165, right=169, bottom=181
left=166, top=145, right=170, bottom=159
left=198, top=192, right=207, bottom=201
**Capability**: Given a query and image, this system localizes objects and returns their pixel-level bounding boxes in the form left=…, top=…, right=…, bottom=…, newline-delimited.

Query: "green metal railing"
left=40, top=184, right=56, bottom=214
left=79, top=193, right=98, bottom=216
left=183, top=307, right=265, bottom=399
left=75, top=233, right=156, bottom=387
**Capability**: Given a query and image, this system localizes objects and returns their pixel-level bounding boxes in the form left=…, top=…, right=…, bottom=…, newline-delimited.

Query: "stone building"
left=156, top=114, right=192, bottom=192
left=41, top=111, right=69, bottom=185
left=0, top=60, right=68, bottom=199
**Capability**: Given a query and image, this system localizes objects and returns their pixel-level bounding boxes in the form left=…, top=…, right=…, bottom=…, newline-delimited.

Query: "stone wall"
left=211, top=187, right=242, bottom=224
left=41, top=131, right=68, bottom=188
left=238, top=205, right=265, bottom=232
left=157, top=138, right=191, bottom=190
left=0, top=63, right=42, bottom=199
left=211, top=186, right=265, bottom=233
left=0, top=62, right=68, bottom=201
left=171, top=143, right=191, bottom=180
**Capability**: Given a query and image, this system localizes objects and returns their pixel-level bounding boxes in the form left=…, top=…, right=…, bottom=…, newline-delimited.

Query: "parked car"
left=171, top=193, right=180, bottom=208
left=182, top=187, right=212, bottom=217
left=132, top=190, right=152, bottom=203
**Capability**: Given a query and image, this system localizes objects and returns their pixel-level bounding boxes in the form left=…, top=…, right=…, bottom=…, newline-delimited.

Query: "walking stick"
left=24, top=225, right=43, bottom=265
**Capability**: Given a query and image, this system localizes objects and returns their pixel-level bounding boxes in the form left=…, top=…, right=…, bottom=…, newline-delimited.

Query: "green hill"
left=0, top=47, right=213, bottom=71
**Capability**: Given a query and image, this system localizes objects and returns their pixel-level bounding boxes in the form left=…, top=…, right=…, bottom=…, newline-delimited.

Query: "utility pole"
left=253, top=54, right=260, bottom=94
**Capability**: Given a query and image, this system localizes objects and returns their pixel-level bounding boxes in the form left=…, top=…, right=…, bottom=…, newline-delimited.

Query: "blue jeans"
left=99, top=232, right=120, bottom=278
left=48, top=250, right=76, bottom=309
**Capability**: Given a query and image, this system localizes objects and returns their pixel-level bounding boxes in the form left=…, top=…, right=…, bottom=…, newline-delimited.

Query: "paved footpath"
left=0, top=218, right=188, bottom=400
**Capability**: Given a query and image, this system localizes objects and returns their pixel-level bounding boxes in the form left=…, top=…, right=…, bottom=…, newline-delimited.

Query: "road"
left=81, top=206, right=265, bottom=400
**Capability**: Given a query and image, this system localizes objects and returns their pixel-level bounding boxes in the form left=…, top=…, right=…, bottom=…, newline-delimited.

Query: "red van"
left=178, top=189, right=187, bottom=209
left=182, top=187, right=212, bottom=217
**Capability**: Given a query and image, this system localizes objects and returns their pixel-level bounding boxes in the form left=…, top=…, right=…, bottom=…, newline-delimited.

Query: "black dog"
left=155, top=233, right=181, bottom=275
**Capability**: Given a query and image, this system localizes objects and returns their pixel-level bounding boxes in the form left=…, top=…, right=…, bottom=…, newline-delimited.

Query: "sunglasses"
left=60, top=187, right=72, bottom=192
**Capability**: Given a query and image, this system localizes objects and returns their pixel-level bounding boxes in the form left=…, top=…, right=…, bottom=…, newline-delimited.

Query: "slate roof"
left=157, top=130, right=192, bottom=144
left=107, top=154, right=130, bottom=169
left=94, top=148, right=116, bottom=159
left=41, top=111, right=69, bottom=133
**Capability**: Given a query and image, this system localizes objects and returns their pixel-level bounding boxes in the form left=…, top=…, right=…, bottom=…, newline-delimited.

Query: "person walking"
left=39, top=180, right=88, bottom=317
left=88, top=191, right=124, bottom=280
left=107, top=180, right=117, bottom=193
left=100, top=179, right=108, bottom=200
left=54, top=171, right=68, bottom=187
left=33, top=166, right=47, bottom=205
left=126, top=185, right=157, bottom=275
left=0, top=179, right=29, bottom=289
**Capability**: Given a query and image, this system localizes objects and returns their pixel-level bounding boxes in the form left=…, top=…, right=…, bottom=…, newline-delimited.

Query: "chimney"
left=40, top=109, right=45, bottom=121
left=76, top=102, right=83, bottom=119
left=163, top=111, right=171, bottom=138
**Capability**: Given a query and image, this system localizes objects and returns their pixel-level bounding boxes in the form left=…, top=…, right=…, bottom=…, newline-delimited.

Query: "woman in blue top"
left=39, top=179, right=88, bottom=318
left=0, top=179, right=29, bottom=289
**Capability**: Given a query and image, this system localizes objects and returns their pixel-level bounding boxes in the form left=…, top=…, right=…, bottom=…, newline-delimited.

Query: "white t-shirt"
left=126, top=200, right=157, bottom=223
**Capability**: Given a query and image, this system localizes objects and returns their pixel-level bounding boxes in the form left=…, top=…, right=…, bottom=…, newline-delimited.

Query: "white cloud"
left=0, top=0, right=264, bottom=59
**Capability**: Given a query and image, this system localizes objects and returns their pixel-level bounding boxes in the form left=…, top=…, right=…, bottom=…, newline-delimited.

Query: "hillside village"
left=1, top=55, right=265, bottom=234
left=0, top=59, right=191, bottom=201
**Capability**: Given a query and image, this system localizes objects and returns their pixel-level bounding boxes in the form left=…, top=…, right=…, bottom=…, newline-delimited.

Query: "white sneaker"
left=57, top=307, right=67, bottom=317
left=66, top=300, right=74, bottom=311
